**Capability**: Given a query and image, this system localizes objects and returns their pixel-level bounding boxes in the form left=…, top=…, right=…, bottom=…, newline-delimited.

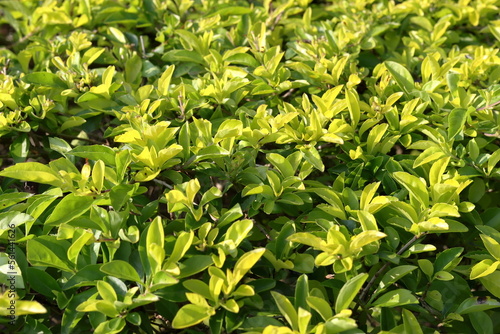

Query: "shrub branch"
left=355, top=232, right=428, bottom=311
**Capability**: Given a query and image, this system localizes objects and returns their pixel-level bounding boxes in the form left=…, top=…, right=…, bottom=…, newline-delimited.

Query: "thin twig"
left=55, top=133, right=104, bottom=144
left=355, top=232, right=427, bottom=311
left=5, top=28, right=40, bottom=49
left=477, top=100, right=500, bottom=111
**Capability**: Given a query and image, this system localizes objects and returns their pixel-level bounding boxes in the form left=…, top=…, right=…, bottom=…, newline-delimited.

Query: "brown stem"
left=354, top=232, right=427, bottom=312
left=477, top=100, right=500, bottom=111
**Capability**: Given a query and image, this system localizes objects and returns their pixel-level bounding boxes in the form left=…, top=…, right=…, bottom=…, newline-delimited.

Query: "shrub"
left=0, top=0, right=500, bottom=333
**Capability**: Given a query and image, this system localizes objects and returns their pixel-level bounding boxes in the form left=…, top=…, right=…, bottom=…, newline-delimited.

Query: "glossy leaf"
left=385, top=61, right=415, bottom=94
left=372, top=289, right=419, bottom=308
left=335, top=273, right=368, bottom=313
left=45, top=194, right=94, bottom=226
left=455, top=296, right=500, bottom=315
left=0, top=162, right=63, bottom=187
left=271, top=291, right=299, bottom=331
left=100, top=261, right=142, bottom=283
left=172, top=304, right=213, bottom=329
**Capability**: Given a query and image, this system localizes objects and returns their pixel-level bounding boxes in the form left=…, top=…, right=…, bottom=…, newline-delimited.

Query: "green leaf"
left=434, top=247, right=463, bottom=272
left=211, top=6, right=252, bottom=16
left=402, top=309, right=423, bottom=334
left=487, top=149, right=500, bottom=175
left=178, top=255, right=214, bottom=279
left=61, top=288, right=96, bottom=333
left=366, top=124, right=389, bottom=154
left=194, top=145, right=230, bottom=162
left=183, top=280, right=212, bottom=301
left=26, top=268, right=61, bottom=298
left=294, top=274, right=309, bottom=311
left=126, top=312, right=142, bottom=327
left=275, top=221, right=295, bottom=260
left=470, top=259, right=500, bottom=280
left=288, top=232, right=328, bottom=251
left=109, top=184, right=136, bottom=211
left=0, top=299, right=47, bottom=316
left=376, top=265, right=417, bottom=295
left=97, top=281, right=117, bottom=303
left=0, top=192, right=32, bottom=210
left=232, top=284, right=255, bottom=298
left=358, top=210, right=378, bottom=231
left=10, top=134, right=30, bottom=163
left=268, top=153, right=295, bottom=178
left=418, top=259, right=434, bottom=279
left=27, top=237, right=73, bottom=272
left=393, top=171, right=429, bottom=210
left=151, top=271, right=178, bottom=291
left=429, top=203, right=460, bottom=218
left=360, top=182, right=380, bottom=211
left=372, top=289, right=419, bottom=307
left=70, top=145, right=116, bottom=166
left=345, top=88, right=360, bottom=128
left=67, top=230, right=94, bottom=264
left=335, top=273, right=368, bottom=313
left=480, top=271, right=500, bottom=298
left=162, top=50, right=206, bottom=65
left=300, top=146, right=324, bottom=172
left=293, top=253, right=314, bottom=273
left=0, top=212, right=33, bottom=234
left=45, top=194, right=95, bottom=226
left=429, top=157, right=450, bottom=186
left=94, top=318, right=126, bottom=334
left=0, top=162, right=63, bottom=187
left=100, top=260, right=142, bottom=283
left=480, top=234, right=500, bottom=261
left=82, top=47, right=105, bottom=66
left=226, top=53, right=259, bottom=67
left=455, top=296, right=500, bottom=314
left=271, top=291, right=299, bottom=331
left=166, top=230, right=194, bottom=265
left=413, top=146, right=446, bottom=168
left=385, top=61, right=415, bottom=94
left=222, top=298, right=240, bottom=313
left=298, top=307, right=312, bottom=334
left=91, top=160, right=105, bottom=192
left=489, top=24, right=500, bottom=42
left=172, top=304, right=213, bottom=329
left=60, top=116, right=86, bottom=132
left=63, top=264, right=106, bottom=289
left=434, top=270, right=454, bottom=281
left=468, top=178, right=485, bottom=203
left=158, top=65, right=175, bottom=96
left=349, top=231, right=386, bottom=252
left=217, top=204, right=243, bottom=228
left=470, top=311, right=493, bottom=334
left=147, top=217, right=164, bottom=248
left=215, top=119, right=243, bottom=140
left=306, top=296, right=332, bottom=321
left=242, top=184, right=274, bottom=197
left=447, top=108, right=468, bottom=140
left=231, top=248, right=265, bottom=288
left=22, top=72, right=67, bottom=88
left=115, top=149, right=131, bottom=183
left=324, top=317, right=358, bottom=333
left=224, top=219, right=253, bottom=247
left=125, top=54, right=142, bottom=84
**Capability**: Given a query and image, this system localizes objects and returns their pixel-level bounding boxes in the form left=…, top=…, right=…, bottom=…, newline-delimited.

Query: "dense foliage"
left=1, top=0, right=500, bottom=333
